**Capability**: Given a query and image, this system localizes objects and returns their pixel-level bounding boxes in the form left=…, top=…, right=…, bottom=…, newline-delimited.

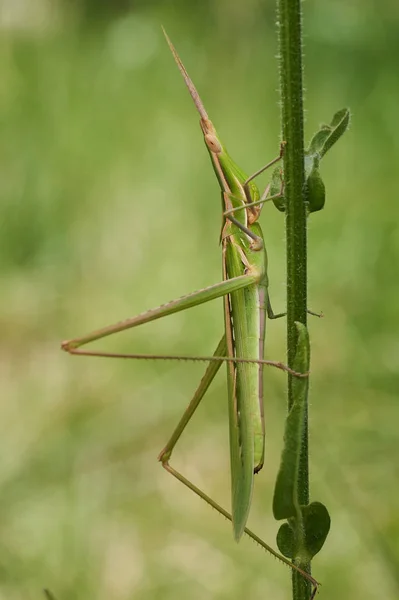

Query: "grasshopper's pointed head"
left=163, top=28, right=251, bottom=202
left=163, top=27, right=209, bottom=120
left=163, top=29, right=225, bottom=158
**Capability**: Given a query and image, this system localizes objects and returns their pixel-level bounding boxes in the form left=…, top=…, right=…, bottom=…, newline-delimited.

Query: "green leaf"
left=301, top=501, right=331, bottom=558
left=273, top=324, right=331, bottom=564
left=276, top=522, right=295, bottom=558
left=272, top=108, right=350, bottom=214
left=273, top=322, right=310, bottom=520
left=305, top=158, right=326, bottom=213
left=307, top=108, right=350, bottom=158
left=276, top=502, right=331, bottom=560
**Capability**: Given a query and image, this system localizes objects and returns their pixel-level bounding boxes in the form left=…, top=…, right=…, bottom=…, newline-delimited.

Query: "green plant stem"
left=277, top=0, right=310, bottom=599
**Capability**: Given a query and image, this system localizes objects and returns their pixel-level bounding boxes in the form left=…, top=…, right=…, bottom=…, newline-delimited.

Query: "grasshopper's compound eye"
left=205, top=134, right=222, bottom=153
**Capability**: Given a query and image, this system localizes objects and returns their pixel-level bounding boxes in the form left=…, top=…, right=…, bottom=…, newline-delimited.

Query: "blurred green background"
left=1, top=0, right=398, bottom=599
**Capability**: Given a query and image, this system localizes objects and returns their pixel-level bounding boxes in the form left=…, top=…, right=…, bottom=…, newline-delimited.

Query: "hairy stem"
left=277, top=0, right=310, bottom=599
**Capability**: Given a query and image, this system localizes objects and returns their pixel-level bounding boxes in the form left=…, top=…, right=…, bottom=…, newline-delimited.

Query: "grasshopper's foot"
left=308, top=309, right=324, bottom=318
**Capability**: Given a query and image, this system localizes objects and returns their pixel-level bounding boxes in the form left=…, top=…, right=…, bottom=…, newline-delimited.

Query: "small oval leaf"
left=306, top=162, right=326, bottom=213
left=302, top=501, right=331, bottom=559
left=276, top=522, right=295, bottom=558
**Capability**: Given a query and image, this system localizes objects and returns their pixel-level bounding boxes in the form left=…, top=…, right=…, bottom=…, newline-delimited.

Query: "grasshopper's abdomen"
left=224, top=220, right=268, bottom=540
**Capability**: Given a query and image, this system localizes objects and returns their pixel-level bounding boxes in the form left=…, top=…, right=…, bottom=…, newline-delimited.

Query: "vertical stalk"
left=277, top=0, right=310, bottom=599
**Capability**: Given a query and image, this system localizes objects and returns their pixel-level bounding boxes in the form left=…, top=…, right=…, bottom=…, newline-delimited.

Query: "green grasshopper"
left=62, top=29, right=318, bottom=596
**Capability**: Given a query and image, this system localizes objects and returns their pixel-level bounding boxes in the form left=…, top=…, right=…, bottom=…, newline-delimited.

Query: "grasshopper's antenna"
left=162, top=27, right=209, bottom=121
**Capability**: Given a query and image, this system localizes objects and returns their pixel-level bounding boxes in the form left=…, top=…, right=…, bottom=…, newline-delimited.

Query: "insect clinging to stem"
left=62, top=28, right=319, bottom=598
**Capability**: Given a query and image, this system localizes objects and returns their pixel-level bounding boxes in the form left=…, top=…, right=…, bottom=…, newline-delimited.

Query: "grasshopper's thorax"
left=205, top=126, right=267, bottom=283
left=200, top=117, right=262, bottom=229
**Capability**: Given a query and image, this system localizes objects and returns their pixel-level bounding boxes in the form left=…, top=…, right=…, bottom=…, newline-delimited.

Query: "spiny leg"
left=159, top=460, right=319, bottom=598
left=62, top=272, right=308, bottom=377
left=156, top=339, right=315, bottom=592
left=155, top=341, right=316, bottom=593
left=157, top=336, right=226, bottom=465
left=64, top=348, right=308, bottom=378
left=62, top=274, right=257, bottom=352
